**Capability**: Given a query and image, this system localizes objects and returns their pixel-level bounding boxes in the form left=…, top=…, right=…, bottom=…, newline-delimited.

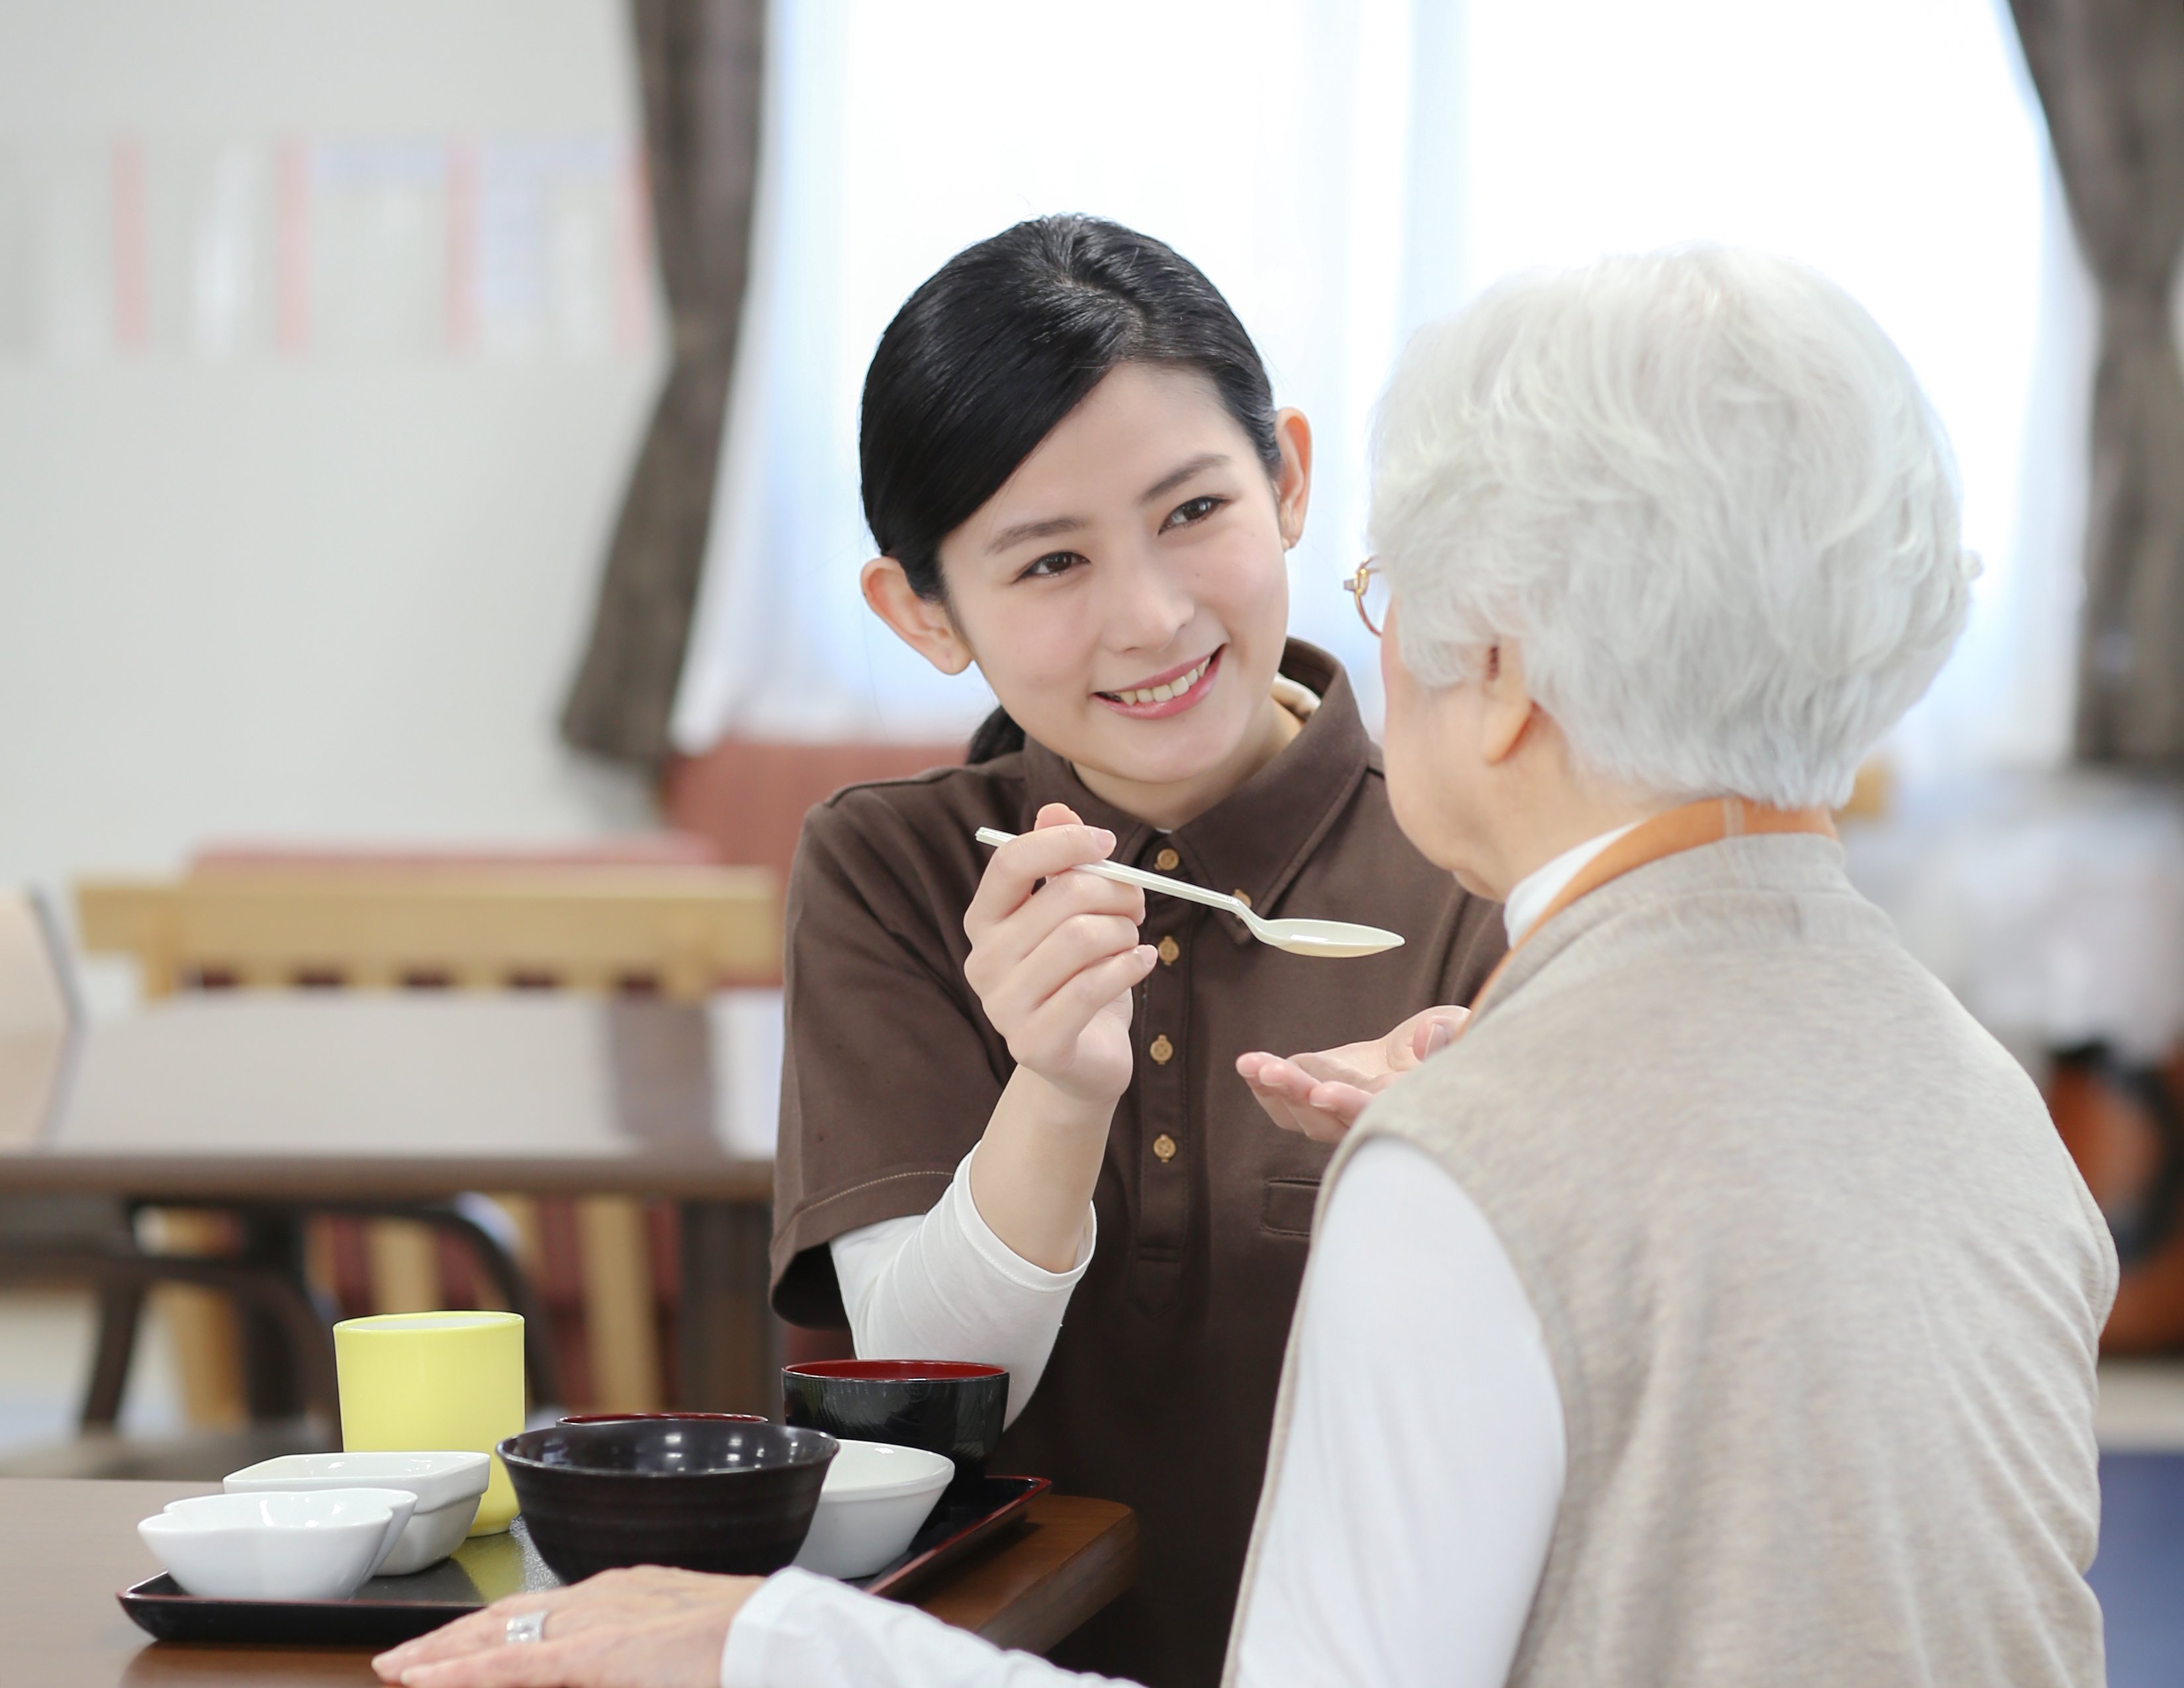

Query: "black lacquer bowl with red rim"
left=498, top=1418, right=837, bottom=1581
left=782, top=1360, right=1009, bottom=1479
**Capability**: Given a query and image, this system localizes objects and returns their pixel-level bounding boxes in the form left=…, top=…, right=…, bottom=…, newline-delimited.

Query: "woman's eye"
left=1163, top=495, right=1226, bottom=530
left=1019, top=551, right=1083, bottom=581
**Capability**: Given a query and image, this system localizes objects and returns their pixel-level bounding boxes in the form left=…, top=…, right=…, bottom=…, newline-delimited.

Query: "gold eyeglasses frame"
left=1343, top=558, right=1384, bottom=638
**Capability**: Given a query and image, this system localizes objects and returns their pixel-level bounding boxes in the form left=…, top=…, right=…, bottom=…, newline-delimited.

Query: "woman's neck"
left=1073, top=692, right=1302, bottom=833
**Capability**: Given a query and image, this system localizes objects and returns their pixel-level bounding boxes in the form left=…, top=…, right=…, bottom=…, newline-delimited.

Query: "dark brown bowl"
left=782, top=1360, right=1008, bottom=1477
left=498, top=1419, right=837, bottom=1581
left=557, top=1411, right=767, bottom=1427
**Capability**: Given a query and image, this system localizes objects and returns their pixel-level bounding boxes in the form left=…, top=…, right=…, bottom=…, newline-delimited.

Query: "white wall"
left=0, top=2, right=663, bottom=949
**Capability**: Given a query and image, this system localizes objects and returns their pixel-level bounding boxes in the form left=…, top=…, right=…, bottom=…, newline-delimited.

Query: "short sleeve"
left=770, top=782, right=1015, bottom=1327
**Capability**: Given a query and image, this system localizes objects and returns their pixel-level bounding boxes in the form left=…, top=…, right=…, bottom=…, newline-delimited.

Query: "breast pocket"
left=1261, top=1178, right=1322, bottom=1239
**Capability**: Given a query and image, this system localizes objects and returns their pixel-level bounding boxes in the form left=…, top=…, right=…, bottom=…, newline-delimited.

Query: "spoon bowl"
left=974, top=829, right=1403, bottom=959
left=1247, top=917, right=1405, bottom=958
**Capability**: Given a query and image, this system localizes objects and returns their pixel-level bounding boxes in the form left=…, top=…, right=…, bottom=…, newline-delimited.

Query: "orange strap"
left=1461, top=796, right=1837, bottom=1029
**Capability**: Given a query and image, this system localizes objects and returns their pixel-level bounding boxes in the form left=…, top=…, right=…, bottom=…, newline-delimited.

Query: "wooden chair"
left=0, top=888, right=343, bottom=1430
left=74, top=861, right=779, bottom=1423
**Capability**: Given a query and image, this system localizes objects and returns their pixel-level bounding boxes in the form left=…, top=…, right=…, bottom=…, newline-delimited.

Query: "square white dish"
left=224, top=1451, right=490, bottom=1575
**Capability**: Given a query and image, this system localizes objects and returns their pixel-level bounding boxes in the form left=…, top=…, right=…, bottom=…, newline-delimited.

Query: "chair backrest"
left=664, top=738, right=964, bottom=880
left=0, top=888, right=77, bottom=1037
left=70, top=858, right=779, bottom=1415
left=0, top=890, right=79, bottom=1149
left=73, top=865, right=780, bottom=1000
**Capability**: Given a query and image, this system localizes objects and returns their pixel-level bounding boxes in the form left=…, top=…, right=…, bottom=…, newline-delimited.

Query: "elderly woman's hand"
left=371, top=1566, right=762, bottom=1688
left=1236, top=1006, right=1468, bottom=1143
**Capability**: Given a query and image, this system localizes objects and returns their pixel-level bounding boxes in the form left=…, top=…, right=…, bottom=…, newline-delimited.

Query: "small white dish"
left=139, top=1489, right=417, bottom=1601
left=222, top=1451, right=490, bottom=1576
left=791, top=1438, right=954, bottom=1579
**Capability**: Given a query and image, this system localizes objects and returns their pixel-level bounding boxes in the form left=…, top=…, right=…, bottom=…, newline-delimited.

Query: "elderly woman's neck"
left=1475, top=782, right=1672, bottom=906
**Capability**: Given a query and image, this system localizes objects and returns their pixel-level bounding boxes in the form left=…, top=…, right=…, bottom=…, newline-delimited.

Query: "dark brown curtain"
left=2010, top=0, right=2184, bottom=765
left=561, top=0, right=767, bottom=767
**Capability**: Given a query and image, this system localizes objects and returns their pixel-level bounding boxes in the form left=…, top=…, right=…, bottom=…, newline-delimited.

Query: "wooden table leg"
left=677, top=1199, right=778, bottom=1415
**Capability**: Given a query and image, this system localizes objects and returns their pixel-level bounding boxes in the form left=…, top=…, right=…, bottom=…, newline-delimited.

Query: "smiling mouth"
left=1095, top=648, right=1222, bottom=712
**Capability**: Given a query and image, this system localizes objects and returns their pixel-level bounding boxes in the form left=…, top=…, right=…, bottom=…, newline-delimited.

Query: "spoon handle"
left=973, top=827, right=1248, bottom=918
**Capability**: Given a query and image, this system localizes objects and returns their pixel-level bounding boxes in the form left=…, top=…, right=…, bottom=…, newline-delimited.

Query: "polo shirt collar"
left=1019, top=640, right=1373, bottom=947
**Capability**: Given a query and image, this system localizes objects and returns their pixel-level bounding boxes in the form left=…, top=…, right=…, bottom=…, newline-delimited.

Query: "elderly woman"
left=377, top=247, right=2114, bottom=1688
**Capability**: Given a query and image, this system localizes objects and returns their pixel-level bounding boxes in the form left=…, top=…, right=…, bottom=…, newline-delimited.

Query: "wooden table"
left=0, top=994, right=786, bottom=1413
left=6, top=1479, right=1138, bottom=1687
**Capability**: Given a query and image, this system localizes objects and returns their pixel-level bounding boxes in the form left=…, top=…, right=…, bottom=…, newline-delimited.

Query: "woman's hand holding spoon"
left=959, top=803, right=1155, bottom=1272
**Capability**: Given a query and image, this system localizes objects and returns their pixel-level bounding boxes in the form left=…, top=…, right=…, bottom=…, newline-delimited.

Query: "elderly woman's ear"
left=1478, top=643, right=1537, bottom=767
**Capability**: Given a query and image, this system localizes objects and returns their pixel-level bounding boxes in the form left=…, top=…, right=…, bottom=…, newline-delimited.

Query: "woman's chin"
left=1085, top=694, right=1259, bottom=781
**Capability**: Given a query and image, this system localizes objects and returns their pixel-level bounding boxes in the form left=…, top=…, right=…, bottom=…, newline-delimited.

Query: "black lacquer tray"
left=119, top=1475, right=1051, bottom=1647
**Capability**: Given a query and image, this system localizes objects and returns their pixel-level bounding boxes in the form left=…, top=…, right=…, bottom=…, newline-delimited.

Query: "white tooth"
left=1152, top=682, right=1175, bottom=702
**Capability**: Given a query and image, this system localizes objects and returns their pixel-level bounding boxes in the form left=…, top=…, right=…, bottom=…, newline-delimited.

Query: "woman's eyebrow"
left=985, top=512, right=1085, bottom=554
left=983, top=451, right=1234, bottom=555
left=1140, top=451, right=1230, bottom=504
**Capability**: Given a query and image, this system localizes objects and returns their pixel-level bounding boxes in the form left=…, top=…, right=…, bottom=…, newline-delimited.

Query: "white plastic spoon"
left=974, top=827, right=1404, bottom=959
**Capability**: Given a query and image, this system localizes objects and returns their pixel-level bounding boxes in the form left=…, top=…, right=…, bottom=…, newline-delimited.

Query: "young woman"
left=760, top=216, right=1506, bottom=1685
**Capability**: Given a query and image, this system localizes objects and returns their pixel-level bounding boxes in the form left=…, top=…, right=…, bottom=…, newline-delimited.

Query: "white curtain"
left=674, top=0, right=2088, bottom=774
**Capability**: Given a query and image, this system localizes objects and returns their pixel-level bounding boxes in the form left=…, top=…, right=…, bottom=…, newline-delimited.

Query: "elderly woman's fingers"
left=1236, top=1055, right=1313, bottom=1137
left=1298, top=1080, right=1375, bottom=1138
left=375, top=1570, right=758, bottom=1685
left=1238, top=1054, right=1357, bottom=1141
left=1238, top=1050, right=1388, bottom=1143
left=375, top=1596, right=567, bottom=1675
left=1285, top=1052, right=1381, bottom=1090
left=389, top=1611, right=731, bottom=1688
left=1402, top=1007, right=1469, bottom=1064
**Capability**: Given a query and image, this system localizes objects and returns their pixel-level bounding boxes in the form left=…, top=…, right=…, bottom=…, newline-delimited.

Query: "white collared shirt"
left=1500, top=821, right=1643, bottom=946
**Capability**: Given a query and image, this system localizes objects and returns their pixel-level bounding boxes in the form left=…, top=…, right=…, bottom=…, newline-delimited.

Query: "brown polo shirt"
left=772, top=641, right=1505, bottom=1688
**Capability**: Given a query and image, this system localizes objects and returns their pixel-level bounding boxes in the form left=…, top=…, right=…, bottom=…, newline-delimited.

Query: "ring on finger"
left=506, top=1609, right=549, bottom=1644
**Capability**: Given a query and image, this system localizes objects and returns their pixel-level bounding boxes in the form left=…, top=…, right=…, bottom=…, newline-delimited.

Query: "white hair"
left=1370, top=246, right=1976, bottom=808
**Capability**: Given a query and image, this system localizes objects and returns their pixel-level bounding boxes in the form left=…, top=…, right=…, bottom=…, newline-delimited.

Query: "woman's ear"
left=1479, top=641, right=1539, bottom=767
left=1273, top=407, right=1313, bottom=548
left=861, top=557, right=975, bottom=675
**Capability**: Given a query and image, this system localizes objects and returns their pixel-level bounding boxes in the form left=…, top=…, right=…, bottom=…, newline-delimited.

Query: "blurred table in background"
left=0, top=992, right=782, bottom=1417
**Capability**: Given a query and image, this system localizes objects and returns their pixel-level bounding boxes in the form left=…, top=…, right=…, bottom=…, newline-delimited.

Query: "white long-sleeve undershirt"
left=828, top=1150, right=1095, bottom=1427
left=727, top=1137, right=1565, bottom=1688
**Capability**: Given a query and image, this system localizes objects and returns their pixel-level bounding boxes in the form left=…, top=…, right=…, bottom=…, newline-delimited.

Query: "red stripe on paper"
left=275, top=137, right=310, bottom=354
left=111, top=136, right=149, bottom=352
left=614, top=141, right=653, bottom=355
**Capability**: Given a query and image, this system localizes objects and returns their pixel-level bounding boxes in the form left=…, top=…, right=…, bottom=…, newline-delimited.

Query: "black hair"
left=858, top=215, right=1283, bottom=763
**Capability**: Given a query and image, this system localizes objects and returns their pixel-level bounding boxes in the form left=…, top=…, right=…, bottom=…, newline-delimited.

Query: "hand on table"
left=1236, top=1006, right=1469, bottom=1144
left=964, top=802, right=1154, bottom=1106
left=371, top=1566, right=760, bottom=1687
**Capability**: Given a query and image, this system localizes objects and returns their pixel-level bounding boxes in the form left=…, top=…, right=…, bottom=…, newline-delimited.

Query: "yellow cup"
left=333, top=1311, right=525, bottom=1535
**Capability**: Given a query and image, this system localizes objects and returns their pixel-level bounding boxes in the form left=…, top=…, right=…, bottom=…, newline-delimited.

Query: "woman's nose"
left=1101, top=551, right=1193, bottom=651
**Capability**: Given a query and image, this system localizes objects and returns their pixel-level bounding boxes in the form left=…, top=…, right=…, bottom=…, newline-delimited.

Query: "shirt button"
left=1156, top=935, right=1180, bottom=966
left=1154, top=847, right=1181, bottom=872
left=1152, top=1133, right=1178, bottom=1162
left=1148, top=1034, right=1175, bottom=1065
